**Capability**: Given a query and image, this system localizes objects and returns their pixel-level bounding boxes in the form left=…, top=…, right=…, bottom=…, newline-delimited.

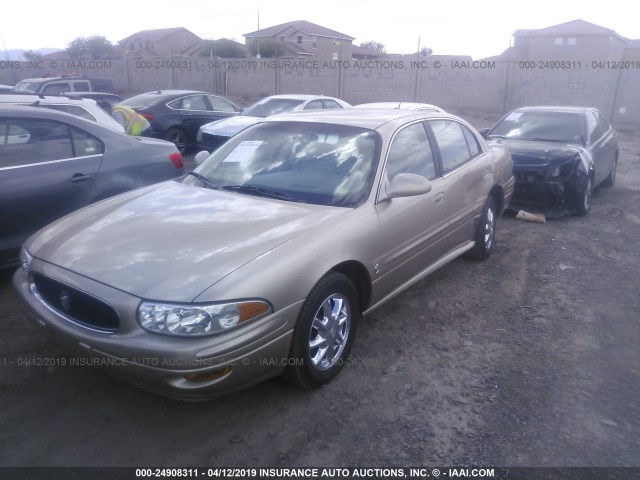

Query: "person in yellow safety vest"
left=112, top=105, right=151, bottom=136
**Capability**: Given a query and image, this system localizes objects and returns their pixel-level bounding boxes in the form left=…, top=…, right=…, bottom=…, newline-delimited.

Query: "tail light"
left=169, top=151, right=184, bottom=169
left=139, top=112, right=154, bottom=120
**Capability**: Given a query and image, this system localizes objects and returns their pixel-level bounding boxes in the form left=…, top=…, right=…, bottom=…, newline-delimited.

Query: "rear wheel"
left=164, top=128, right=189, bottom=154
left=466, top=196, right=497, bottom=260
left=283, top=272, right=359, bottom=389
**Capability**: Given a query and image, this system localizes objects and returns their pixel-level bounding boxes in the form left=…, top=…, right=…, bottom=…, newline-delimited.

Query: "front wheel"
left=466, top=196, right=497, bottom=260
left=283, top=272, right=359, bottom=390
left=601, top=156, right=617, bottom=188
left=576, top=175, right=593, bottom=216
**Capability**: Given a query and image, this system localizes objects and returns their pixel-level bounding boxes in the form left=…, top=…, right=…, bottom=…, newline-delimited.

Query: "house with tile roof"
left=118, top=28, right=202, bottom=57
left=244, top=20, right=354, bottom=60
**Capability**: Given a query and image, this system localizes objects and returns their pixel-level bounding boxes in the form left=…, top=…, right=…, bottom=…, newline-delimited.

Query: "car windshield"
left=489, top=110, right=586, bottom=145
left=119, top=93, right=165, bottom=109
left=189, top=121, right=381, bottom=207
left=14, top=82, right=40, bottom=93
left=243, top=99, right=305, bottom=117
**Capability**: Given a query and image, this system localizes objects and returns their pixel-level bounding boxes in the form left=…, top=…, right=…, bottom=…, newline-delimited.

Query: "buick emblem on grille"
left=59, top=290, right=72, bottom=312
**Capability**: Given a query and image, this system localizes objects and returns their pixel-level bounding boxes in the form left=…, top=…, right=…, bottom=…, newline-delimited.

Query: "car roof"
left=71, top=91, right=123, bottom=98
left=265, top=94, right=342, bottom=101
left=354, top=102, right=445, bottom=112
left=513, top=105, right=597, bottom=114
left=0, top=93, right=99, bottom=106
left=15, top=77, right=104, bottom=84
left=0, top=103, right=108, bottom=124
left=138, top=90, right=209, bottom=96
left=266, top=108, right=456, bottom=130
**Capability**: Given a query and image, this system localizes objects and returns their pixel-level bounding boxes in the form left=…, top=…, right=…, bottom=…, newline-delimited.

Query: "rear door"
left=0, top=117, right=104, bottom=252
left=427, top=119, right=490, bottom=245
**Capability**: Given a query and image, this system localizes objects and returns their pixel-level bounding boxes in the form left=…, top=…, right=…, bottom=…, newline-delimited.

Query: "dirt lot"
left=0, top=115, right=638, bottom=470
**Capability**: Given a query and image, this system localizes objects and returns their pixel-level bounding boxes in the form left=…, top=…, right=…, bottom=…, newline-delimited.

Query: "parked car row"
left=2, top=76, right=620, bottom=401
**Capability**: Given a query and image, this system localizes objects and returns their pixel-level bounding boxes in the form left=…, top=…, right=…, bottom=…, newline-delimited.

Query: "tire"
left=601, top=156, right=617, bottom=188
left=576, top=175, right=593, bottom=216
left=283, top=272, right=359, bottom=390
left=466, top=196, right=497, bottom=261
left=164, top=128, right=189, bottom=154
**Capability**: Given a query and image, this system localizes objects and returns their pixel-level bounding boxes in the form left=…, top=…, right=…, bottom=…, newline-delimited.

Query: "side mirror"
left=478, top=128, right=490, bottom=138
left=194, top=150, right=209, bottom=165
left=385, top=173, right=433, bottom=199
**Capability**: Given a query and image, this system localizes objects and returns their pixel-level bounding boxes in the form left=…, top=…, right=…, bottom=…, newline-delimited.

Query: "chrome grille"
left=31, top=273, right=119, bottom=332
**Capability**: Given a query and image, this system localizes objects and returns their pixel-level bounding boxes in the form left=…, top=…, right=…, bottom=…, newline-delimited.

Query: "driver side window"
left=385, top=123, right=436, bottom=181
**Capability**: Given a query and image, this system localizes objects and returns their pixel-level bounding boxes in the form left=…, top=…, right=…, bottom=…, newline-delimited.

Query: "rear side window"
left=304, top=100, right=324, bottom=110
left=42, top=83, right=72, bottom=94
left=71, top=128, right=104, bottom=157
left=0, top=119, right=73, bottom=167
left=169, top=95, right=207, bottom=111
left=462, top=126, right=480, bottom=157
left=89, top=79, right=115, bottom=93
left=430, top=120, right=474, bottom=174
left=323, top=99, right=343, bottom=109
left=206, top=95, right=237, bottom=112
left=39, top=104, right=96, bottom=122
left=72, top=81, right=90, bottom=91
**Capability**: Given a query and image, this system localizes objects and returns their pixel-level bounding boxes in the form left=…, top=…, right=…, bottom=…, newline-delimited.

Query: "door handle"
left=435, top=192, right=446, bottom=205
left=69, top=173, right=91, bottom=183
left=482, top=171, right=491, bottom=180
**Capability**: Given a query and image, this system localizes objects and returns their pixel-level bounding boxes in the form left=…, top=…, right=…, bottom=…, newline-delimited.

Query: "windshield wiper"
left=222, top=184, right=299, bottom=202
left=187, top=171, right=220, bottom=190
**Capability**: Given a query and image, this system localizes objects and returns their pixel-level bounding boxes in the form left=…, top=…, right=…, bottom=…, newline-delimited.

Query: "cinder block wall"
left=2, top=57, right=639, bottom=127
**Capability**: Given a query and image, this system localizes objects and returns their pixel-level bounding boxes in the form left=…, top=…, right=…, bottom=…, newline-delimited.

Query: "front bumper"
left=13, top=263, right=299, bottom=401
left=197, top=132, right=231, bottom=153
left=509, top=169, right=587, bottom=217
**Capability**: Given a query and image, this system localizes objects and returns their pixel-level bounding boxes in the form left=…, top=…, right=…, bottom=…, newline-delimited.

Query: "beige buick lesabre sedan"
left=14, top=109, right=514, bottom=400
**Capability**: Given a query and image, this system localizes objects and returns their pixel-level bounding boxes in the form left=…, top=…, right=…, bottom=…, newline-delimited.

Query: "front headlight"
left=138, top=300, right=271, bottom=337
left=20, top=246, right=32, bottom=272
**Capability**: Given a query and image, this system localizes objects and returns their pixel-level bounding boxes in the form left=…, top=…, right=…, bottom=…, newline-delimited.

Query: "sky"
left=1, top=0, right=638, bottom=60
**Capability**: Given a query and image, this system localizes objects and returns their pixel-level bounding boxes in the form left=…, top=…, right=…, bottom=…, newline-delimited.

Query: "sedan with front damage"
left=14, top=109, right=513, bottom=400
left=483, top=106, right=618, bottom=217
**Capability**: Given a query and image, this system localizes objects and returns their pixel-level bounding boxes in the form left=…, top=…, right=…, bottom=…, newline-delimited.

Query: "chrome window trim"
left=0, top=153, right=103, bottom=171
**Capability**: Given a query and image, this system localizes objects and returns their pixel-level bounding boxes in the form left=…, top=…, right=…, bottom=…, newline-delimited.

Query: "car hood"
left=200, top=116, right=262, bottom=136
left=27, top=181, right=346, bottom=302
left=488, top=139, right=581, bottom=168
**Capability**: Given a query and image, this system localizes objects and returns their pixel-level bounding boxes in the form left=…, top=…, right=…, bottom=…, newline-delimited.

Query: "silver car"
left=0, top=93, right=125, bottom=132
left=197, top=94, right=351, bottom=152
left=14, top=109, right=514, bottom=400
left=1, top=104, right=184, bottom=267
